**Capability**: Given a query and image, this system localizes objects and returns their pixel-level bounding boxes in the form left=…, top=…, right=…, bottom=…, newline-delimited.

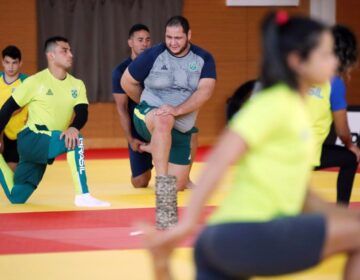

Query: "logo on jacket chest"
left=308, top=87, right=324, bottom=99
left=71, top=89, right=78, bottom=98
left=189, top=62, right=198, bottom=71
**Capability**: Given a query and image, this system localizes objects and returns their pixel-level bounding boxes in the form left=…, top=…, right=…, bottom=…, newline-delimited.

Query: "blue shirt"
left=112, top=57, right=137, bottom=118
left=128, top=43, right=216, bottom=132
left=330, top=76, right=347, bottom=111
left=112, top=57, right=138, bottom=135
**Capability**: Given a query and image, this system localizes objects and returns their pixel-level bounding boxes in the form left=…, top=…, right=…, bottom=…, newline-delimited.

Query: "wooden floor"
left=0, top=154, right=359, bottom=280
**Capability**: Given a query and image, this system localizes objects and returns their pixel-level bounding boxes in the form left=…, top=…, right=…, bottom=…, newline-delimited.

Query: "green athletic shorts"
left=133, top=101, right=197, bottom=165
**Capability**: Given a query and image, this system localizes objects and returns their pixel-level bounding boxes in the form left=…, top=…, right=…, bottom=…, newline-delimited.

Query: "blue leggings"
left=194, top=215, right=326, bottom=279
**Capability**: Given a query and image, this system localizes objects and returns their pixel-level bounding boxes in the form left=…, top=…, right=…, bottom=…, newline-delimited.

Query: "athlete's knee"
left=9, top=196, right=28, bottom=204
left=131, top=173, right=151, bottom=188
left=66, top=134, right=84, bottom=152
left=9, top=183, right=36, bottom=204
left=153, top=115, right=175, bottom=132
left=342, top=151, right=358, bottom=169
left=349, top=153, right=358, bottom=167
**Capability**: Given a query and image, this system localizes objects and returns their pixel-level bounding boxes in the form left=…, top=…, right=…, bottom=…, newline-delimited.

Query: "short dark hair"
left=332, top=25, right=358, bottom=74
left=260, top=12, right=328, bottom=90
left=2, top=45, right=22, bottom=61
left=165, top=16, right=190, bottom=34
left=44, top=36, right=69, bottom=53
left=128, top=24, right=150, bottom=38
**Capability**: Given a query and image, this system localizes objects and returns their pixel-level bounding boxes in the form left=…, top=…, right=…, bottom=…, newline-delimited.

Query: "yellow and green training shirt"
left=12, top=69, right=88, bottom=135
left=306, top=82, right=332, bottom=166
left=209, top=84, right=314, bottom=224
left=0, top=71, right=28, bottom=139
left=307, top=78, right=347, bottom=166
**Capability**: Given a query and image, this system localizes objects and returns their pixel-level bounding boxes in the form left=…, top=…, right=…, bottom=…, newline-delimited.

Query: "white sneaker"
left=74, top=193, right=111, bottom=207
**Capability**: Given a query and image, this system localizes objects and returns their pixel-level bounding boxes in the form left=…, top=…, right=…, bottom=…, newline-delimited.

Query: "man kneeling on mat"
left=0, top=36, right=110, bottom=207
left=121, top=16, right=216, bottom=190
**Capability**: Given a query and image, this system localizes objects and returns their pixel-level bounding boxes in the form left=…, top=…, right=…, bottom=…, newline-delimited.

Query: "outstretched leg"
left=0, top=154, right=45, bottom=204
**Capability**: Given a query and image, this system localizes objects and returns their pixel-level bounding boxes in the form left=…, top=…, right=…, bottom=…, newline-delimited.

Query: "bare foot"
left=186, top=180, right=195, bottom=189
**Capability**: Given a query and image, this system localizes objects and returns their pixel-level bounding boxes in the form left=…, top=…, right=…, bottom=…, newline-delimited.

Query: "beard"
left=167, top=40, right=189, bottom=56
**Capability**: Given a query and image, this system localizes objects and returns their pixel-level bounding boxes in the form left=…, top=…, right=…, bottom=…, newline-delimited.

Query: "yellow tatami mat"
left=0, top=158, right=359, bottom=280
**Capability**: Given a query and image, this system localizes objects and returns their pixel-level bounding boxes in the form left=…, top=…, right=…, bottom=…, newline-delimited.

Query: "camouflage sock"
left=155, top=175, right=178, bottom=229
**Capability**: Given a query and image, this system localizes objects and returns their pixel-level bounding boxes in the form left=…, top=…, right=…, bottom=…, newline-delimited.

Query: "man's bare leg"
left=145, top=111, right=174, bottom=176
left=168, top=163, right=191, bottom=191
left=187, top=133, right=198, bottom=188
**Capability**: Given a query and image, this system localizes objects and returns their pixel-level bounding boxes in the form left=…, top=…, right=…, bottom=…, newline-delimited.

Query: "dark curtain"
left=37, top=0, right=183, bottom=102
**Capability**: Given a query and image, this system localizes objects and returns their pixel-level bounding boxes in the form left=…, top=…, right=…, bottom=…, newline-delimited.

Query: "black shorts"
left=194, top=214, right=326, bottom=280
left=128, top=123, right=153, bottom=178
left=128, top=144, right=153, bottom=178
left=2, top=134, right=19, bottom=163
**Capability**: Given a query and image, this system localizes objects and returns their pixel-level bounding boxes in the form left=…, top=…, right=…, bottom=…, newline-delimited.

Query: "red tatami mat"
left=0, top=207, right=214, bottom=255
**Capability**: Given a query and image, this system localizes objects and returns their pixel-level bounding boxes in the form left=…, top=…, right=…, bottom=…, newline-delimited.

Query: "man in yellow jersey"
left=0, top=36, right=110, bottom=207
left=0, top=46, right=28, bottom=171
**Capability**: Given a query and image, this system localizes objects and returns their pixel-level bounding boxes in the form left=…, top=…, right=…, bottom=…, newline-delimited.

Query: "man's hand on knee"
left=155, top=105, right=179, bottom=117
left=60, top=127, right=80, bottom=150
left=148, top=109, right=175, bottom=133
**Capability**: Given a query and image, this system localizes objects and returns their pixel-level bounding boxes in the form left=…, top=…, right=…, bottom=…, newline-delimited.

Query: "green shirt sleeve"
left=19, top=73, right=28, bottom=82
left=229, top=92, right=284, bottom=148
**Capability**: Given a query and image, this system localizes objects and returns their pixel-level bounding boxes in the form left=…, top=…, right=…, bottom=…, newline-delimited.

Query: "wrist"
left=179, top=218, right=196, bottom=236
left=69, top=126, right=79, bottom=132
left=174, top=106, right=182, bottom=116
left=340, top=136, right=353, bottom=148
left=346, top=142, right=355, bottom=149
